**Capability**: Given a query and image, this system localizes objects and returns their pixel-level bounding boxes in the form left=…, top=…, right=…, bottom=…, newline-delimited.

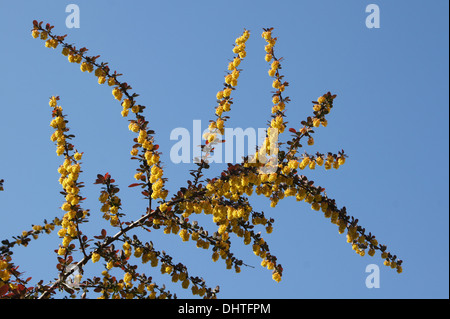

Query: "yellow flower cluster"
left=32, top=28, right=59, bottom=49
left=0, top=257, right=11, bottom=282
left=49, top=97, right=87, bottom=256
left=264, top=30, right=287, bottom=134
left=288, top=153, right=346, bottom=171
left=92, top=252, right=101, bottom=263
left=98, top=189, right=121, bottom=227
left=262, top=30, right=276, bottom=55
left=243, top=28, right=289, bottom=180
left=311, top=95, right=331, bottom=128
left=381, top=251, right=403, bottom=273
left=128, top=120, right=167, bottom=201
left=80, top=61, right=94, bottom=73
left=141, top=250, right=159, bottom=268
left=204, top=30, right=250, bottom=149
left=191, top=284, right=209, bottom=297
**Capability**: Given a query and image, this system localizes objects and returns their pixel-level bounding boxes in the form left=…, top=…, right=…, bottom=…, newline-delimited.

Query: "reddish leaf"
left=128, top=183, right=142, bottom=188
left=0, top=284, right=9, bottom=296
left=289, top=128, right=297, bottom=133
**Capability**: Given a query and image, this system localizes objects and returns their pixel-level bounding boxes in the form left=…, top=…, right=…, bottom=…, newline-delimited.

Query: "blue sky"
left=0, top=0, right=448, bottom=298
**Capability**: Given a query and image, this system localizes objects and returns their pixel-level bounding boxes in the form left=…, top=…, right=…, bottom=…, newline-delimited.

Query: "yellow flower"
left=0, top=260, right=8, bottom=271
left=179, top=229, right=190, bottom=241
left=61, top=202, right=71, bottom=211
left=128, top=122, right=139, bottom=133
left=317, top=96, right=326, bottom=104
left=312, top=156, right=322, bottom=166
left=112, top=87, right=123, bottom=101
left=80, top=62, right=89, bottom=72
left=121, top=109, right=129, bottom=117
left=272, top=272, right=282, bottom=283
left=272, top=79, right=281, bottom=89
left=225, top=74, right=233, bottom=85
left=62, top=235, right=73, bottom=247
left=124, top=272, right=132, bottom=283
left=262, top=31, right=271, bottom=40
left=131, top=105, right=140, bottom=113
left=108, top=77, right=116, bottom=86
left=191, top=232, right=199, bottom=241
left=159, top=203, right=168, bottom=212
left=207, top=133, right=216, bottom=143
left=182, top=279, right=190, bottom=289
left=122, top=99, right=132, bottom=109
left=223, top=88, right=232, bottom=98
left=165, top=265, right=173, bottom=274
left=215, top=105, right=224, bottom=116
left=301, top=157, right=311, bottom=166
left=31, top=30, right=40, bottom=38
left=74, top=152, right=82, bottom=161
left=233, top=57, right=241, bottom=68
left=49, top=96, right=57, bottom=107
left=98, top=76, right=106, bottom=85
left=130, top=148, right=139, bottom=156
left=288, top=160, right=298, bottom=170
